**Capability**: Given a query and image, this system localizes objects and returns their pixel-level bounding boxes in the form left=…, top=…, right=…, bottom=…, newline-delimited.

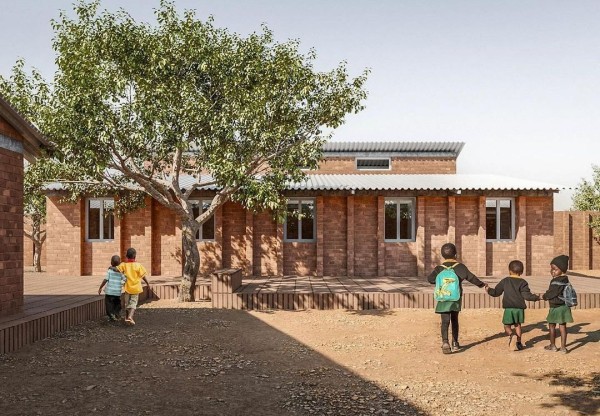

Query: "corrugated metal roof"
left=322, top=141, right=465, bottom=155
left=46, top=173, right=562, bottom=192
left=289, top=174, right=562, bottom=191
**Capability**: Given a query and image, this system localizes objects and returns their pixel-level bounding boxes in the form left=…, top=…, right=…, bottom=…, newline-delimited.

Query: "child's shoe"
left=544, top=344, right=558, bottom=352
left=441, top=342, right=452, bottom=354
left=452, top=341, right=461, bottom=352
left=515, top=341, right=524, bottom=351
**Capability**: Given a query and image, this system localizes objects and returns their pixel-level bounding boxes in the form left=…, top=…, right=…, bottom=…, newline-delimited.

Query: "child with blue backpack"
left=427, top=243, right=488, bottom=354
left=486, top=260, right=540, bottom=351
left=542, top=255, right=575, bottom=354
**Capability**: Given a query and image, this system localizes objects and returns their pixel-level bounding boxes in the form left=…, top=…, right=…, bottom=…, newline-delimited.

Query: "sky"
left=1, top=0, right=599, bottom=209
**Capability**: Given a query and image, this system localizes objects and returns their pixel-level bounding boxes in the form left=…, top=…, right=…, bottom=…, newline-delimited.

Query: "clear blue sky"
left=2, top=0, right=599, bottom=209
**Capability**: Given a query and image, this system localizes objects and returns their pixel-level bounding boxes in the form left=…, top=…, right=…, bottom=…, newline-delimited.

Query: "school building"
left=0, top=95, right=48, bottom=317
left=43, top=141, right=561, bottom=279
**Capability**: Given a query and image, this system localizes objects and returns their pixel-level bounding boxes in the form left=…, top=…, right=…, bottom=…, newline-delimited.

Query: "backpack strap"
left=441, top=262, right=460, bottom=270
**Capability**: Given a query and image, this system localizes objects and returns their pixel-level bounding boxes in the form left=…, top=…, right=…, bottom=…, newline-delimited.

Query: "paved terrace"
left=1, top=271, right=599, bottom=353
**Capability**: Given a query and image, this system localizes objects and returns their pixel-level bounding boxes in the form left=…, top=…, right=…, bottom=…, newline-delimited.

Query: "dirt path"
left=1, top=302, right=598, bottom=416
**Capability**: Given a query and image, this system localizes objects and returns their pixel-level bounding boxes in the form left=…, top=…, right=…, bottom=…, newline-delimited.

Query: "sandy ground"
left=0, top=301, right=598, bottom=416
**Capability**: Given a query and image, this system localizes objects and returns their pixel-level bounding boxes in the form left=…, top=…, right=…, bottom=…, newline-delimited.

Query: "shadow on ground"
left=0, top=307, right=426, bottom=416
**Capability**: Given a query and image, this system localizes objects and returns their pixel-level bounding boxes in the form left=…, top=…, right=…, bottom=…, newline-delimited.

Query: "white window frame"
left=355, top=157, right=391, bottom=171
left=191, top=199, right=216, bottom=241
left=284, top=198, right=316, bottom=242
left=384, top=198, right=416, bottom=242
left=486, top=197, right=515, bottom=242
left=86, top=198, right=115, bottom=242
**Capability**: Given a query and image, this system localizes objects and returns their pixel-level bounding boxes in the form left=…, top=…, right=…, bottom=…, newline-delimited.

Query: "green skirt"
left=547, top=305, right=574, bottom=324
left=435, top=300, right=461, bottom=313
left=502, top=308, right=525, bottom=325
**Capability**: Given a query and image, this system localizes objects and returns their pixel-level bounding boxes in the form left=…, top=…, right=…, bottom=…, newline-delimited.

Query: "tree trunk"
left=179, top=218, right=200, bottom=302
left=32, top=223, right=43, bottom=272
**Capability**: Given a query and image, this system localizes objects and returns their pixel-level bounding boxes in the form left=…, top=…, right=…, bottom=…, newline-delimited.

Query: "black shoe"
left=442, top=342, right=452, bottom=354
left=515, top=341, right=524, bottom=351
left=452, top=341, right=460, bottom=352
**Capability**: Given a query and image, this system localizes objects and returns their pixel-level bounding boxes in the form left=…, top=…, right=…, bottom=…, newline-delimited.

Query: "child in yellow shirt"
left=117, top=247, right=150, bottom=325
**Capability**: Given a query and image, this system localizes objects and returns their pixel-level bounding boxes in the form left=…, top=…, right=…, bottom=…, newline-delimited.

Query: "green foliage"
left=0, top=0, right=368, bottom=292
left=572, top=165, right=600, bottom=236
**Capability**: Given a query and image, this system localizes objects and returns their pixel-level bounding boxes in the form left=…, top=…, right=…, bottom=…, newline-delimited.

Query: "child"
left=427, top=243, right=488, bottom=354
left=98, top=255, right=126, bottom=321
left=117, top=247, right=150, bottom=325
left=542, top=254, right=574, bottom=353
left=486, top=260, right=540, bottom=351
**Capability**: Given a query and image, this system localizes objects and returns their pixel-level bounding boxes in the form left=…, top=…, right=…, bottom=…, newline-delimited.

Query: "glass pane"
left=486, top=205, right=497, bottom=239
left=88, top=200, right=101, bottom=240
left=399, top=203, right=412, bottom=240
left=486, top=199, right=497, bottom=208
left=202, top=216, right=215, bottom=240
left=384, top=201, right=398, bottom=240
left=103, top=200, right=114, bottom=240
left=286, top=203, right=299, bottom=240
left=499, top=200, right=512, bottom=239
left=301, top=201, right=314, bottom=240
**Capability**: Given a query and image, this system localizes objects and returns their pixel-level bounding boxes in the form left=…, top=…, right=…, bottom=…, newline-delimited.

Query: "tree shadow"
left=512, top=371, right=600, bottom=415
left=524, top=322, right=597, bottom=351
left=457, top=321, right=548, bottom=352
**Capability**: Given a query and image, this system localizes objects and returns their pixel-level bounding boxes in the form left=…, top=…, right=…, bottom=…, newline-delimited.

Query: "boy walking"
left=98, top=255, right=126, bottom=321
left=486, top=260, right=540, bottom=350
left=427, top=243, right=487, bottom=354
left=117, top=248, right=150, bottom=325
left=542, top=254, right=574, bottom=353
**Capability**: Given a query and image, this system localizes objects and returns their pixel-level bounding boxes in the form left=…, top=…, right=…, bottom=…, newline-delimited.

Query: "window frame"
left=284, top=198, right=316, bottom=242
left=355, top=157, right=391, bottom=171
left=384, top=197, right=416, bottom=242
left=191, top=198, right=216, bottom=242
left=485, top=197, right=516, bottom=242
left=85, top=198, right=115, bottom=242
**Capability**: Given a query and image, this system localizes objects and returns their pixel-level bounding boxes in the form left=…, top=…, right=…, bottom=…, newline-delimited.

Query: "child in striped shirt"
left=98, top=255, right=126, bottom=321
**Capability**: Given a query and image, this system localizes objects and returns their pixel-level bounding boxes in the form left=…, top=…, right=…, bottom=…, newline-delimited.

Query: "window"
left=87, top=198, right=114, bottom=241
left=191, top=199, right=215, bottom=241
left=384, top=198, right=415, bottom=241
left=356, top=158, right=390, bottom=170
left=285, top=199, right=315, bottom=241
left=486, top=198, right=514, bottom=240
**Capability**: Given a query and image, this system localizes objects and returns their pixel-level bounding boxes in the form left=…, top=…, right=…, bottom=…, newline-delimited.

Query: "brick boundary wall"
left=554, top=211, right=600, bottom=270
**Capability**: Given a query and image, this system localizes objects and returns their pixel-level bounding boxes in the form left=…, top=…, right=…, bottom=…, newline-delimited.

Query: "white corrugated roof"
left=289, top=174, right=562, bottom=191
left=322, top=141, right=465, bottom=155
left=46, top=173, right=562, bottom=192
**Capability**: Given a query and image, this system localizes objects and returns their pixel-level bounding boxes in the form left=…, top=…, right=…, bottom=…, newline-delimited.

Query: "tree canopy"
left=0, top=0, right=368, bottom=300
left=572, top=165, right=600, bottom=236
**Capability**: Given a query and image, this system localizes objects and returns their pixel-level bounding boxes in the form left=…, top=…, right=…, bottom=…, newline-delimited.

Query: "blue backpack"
left=551, top=281, right=578, bottom=307
left=434, top=263, right=461, bottom=302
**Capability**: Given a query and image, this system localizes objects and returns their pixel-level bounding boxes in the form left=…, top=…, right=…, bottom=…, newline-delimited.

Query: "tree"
left=1, top=0, right=368, bottom=300
left=572, top=165, right=600, bottom=237
left=24, top=163, right=47, bottom=272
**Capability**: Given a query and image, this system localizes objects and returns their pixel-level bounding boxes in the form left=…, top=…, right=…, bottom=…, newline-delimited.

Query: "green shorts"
left=123, top=293, right=139, bottom=310
left=435, top=300, right=461, bottom=313
left=546, top=305, right=573, bottom=324
left=502, top=308, right=524, bottom=325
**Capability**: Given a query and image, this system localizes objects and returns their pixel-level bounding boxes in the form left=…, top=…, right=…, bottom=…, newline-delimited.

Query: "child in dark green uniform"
left=486, top=260, right=540, bottom=351
left=427, top=243, right=488, bottom=354
left=542, top=255, right=574, bottom=354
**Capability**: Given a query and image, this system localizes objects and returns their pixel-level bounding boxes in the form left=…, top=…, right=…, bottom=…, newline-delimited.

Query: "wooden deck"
left=1, top=272, right=599, bottom=354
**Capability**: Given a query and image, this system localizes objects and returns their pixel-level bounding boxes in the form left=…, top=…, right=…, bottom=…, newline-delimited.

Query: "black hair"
left=111, top=255, right=121, bottom=267
left=509, top=260, right=524, bottom=275
left=441, top=243, right=457, bottom=259
left=126, top=248, right=136, bottom=260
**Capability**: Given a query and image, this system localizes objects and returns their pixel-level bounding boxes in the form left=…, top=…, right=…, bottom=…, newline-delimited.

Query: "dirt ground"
left=0, top=302, right=598, bottom=416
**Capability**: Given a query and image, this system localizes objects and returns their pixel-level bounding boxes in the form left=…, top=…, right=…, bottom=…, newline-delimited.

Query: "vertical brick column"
left=416, top=196, right=426, bottom=277
left=245, top=210, right=254, bottom=276
left=347, top=195, right=354, bottom=276
left=477, top=196, right=487, bottom=276
left=215, top=205, right=224, bottom=269
left=447, top=196, right=456, bottom=244
left=316, top=196, right=324, bottom=276
left=276, top=222, right=283, bottom=276
left=516, top=196, right=527, bottom=273
left=45, top=196, right=83, bottom=275
left=377, top=196, right=385, bottom=276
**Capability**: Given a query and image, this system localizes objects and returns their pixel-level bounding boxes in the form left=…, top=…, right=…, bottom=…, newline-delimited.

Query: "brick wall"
left=45, top=197, right=82, bottom=276
left=151, top=201, right=182, bottom=276
left=283, top=242, right=316, bottom=275
left=455, top=197, right=479, bottom=272
left=554, top=210, right=600, bottom=271
left=323, top=196, right=347, bottom=276
left=222, top=202, right=248, bottom=271
left=526, top=196, right=554, bottom=275
left=313, top=157, right=456, bottom=174
left=423, top=197, right=449, bottom=272
left=0, top=148, right=24, bottom=316
left=353, top=196, right=378, bottom=276
left=198, top=205, right=222, bottom=275
left=253, top=211, right=278, bottom=276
